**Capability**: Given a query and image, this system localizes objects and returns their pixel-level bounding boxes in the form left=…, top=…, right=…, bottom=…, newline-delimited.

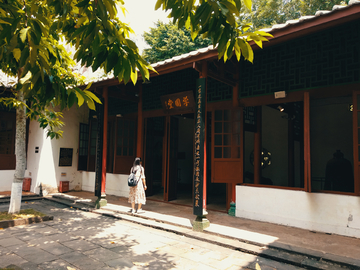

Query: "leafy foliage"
left=239, top=0, right=350, bottom=30
left=0, top=0, right=156, bottom=137
left=156, top=0, right=273, bottom=62
left=0, top=0, right=273, bottom=138
left=143, top=21, right=212, bottom=64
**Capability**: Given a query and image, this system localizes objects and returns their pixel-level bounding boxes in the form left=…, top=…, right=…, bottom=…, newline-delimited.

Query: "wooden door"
left=211, top=108, right=243, bottom=183
left=163, top=116, right=179, bottom=201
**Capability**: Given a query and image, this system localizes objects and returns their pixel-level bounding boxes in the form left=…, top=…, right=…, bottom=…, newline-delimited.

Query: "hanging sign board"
left=193, top=78, right=205, bottom=216
left=160, top=91, right=195, bottom=114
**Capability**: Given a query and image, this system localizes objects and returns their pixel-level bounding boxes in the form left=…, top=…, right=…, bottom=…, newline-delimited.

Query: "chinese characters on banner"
left=160, top=91, right=196, bottom=113
left=193, top=78, right=205, bottom=216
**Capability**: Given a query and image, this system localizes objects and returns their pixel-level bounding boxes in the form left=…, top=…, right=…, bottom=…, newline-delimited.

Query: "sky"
left=119, top=0, right=171, bottom=53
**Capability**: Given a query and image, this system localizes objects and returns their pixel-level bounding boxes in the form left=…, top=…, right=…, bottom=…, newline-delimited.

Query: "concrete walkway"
left=0, top=199, right=313, bottom=270
left=45, top=191, right=360, bottom=269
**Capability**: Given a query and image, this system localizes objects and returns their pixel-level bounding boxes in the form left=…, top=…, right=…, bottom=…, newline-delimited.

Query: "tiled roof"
left=260, top=0, right=359, bottom=32
left=151, top=46, right=216, bottom=69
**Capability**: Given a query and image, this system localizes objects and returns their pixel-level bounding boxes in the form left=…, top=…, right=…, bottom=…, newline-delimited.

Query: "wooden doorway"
left=145, top=114, right=194, bottom=202
left=144, top=117, right=164, bottom=197
left=163, top=116, right=179, bottom=201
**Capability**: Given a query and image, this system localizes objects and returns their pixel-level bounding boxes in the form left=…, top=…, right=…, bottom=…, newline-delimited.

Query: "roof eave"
left=259, top=3, right=360, bottom=48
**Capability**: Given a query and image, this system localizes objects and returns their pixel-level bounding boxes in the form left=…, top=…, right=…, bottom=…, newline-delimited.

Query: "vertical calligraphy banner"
left=94, top=100, right=104, bottom=197
left=193, top=78, right=206, bottom=216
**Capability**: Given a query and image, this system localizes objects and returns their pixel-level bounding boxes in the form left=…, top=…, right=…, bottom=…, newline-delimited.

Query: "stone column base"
left=95, top=198, right=107, bottom=209
left=228, top=202, right=236, bottom=216
left=192, top=215, right=210, bottom=232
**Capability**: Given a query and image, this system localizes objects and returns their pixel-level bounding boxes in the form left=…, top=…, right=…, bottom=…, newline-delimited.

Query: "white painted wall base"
left=0, top=171, right=15, bottom=191
left=8, top=181, right=22, bottom=213
left=236, top=186, right=360, bottom=238
left=82, top=172, right=129, bottom=198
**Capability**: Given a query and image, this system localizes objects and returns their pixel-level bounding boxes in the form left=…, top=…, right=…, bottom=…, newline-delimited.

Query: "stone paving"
left=0, top=200, right=305, bottom=270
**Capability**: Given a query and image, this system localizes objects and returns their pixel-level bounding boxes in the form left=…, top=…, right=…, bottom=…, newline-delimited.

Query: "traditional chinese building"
left=1, top=1, right=360, bottom=237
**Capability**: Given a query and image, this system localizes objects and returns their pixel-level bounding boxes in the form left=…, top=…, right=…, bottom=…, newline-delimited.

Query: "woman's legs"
left=131, top=202, right=135, bottom=211
left=137, top=203, right=142, bottom=211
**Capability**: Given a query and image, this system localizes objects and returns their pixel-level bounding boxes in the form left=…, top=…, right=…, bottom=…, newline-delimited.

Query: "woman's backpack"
left=128, top=169, right=139, bottom=187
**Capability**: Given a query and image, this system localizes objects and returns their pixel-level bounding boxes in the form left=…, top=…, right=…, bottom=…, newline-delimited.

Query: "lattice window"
left=239, top=21, right=360, bottom=98
left=207, top=77, right=232, bottom=102
left=89, top=119, right=98, bottom=156
left=116, top=118, right=136, bottom=157
left=78, top=123, right=89, bottom=171
left=108, top=96, right=138, bottom=116
left=214, top=109, right=240, bottom=159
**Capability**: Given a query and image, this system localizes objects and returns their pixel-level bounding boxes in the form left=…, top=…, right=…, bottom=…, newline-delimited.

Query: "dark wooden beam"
left=207, top=70, right=237, bottom=87
left=108, top=87, right=139, bottom=103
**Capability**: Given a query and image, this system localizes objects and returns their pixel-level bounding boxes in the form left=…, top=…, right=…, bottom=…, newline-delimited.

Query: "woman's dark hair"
left=134, top=157, right=142, bottom=166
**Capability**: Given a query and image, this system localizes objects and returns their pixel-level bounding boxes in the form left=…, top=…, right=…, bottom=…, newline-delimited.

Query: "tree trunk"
left=8, top=90, right=26, bottom=214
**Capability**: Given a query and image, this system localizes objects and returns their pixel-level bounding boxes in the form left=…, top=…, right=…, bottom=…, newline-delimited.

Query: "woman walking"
left=128, top=157, right=147, bottom=214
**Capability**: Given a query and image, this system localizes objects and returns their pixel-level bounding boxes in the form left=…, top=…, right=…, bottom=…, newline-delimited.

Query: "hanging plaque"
left=160, top=91, right=195, bottom=113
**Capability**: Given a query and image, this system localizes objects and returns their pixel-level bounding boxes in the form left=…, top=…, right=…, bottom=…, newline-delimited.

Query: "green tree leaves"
left=241, top=0, right=349, bottom=30
left=143, top=21, right=212, bottom=64
left=155, top=0, right=272, bottom=63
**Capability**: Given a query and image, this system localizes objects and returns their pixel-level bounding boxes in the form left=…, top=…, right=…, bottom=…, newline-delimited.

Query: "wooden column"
left=101, top=86, right=108, bottom=196
left=227, top=74, right=240, bottom=209
left=192, top=63, right=210, bottom=231
left=304, top=92, right=311, bottom=192
left=136, top=83, right=143, bottom=158
left=201, top=61, right=208, bottom=211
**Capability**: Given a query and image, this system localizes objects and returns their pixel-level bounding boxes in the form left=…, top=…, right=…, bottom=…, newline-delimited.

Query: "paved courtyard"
left=0, top=200, right=305, bottom=270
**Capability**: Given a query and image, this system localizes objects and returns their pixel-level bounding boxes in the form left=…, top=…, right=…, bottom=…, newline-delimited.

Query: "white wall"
left=25, top=105, right=88, bottom=193
left=0, top=170, right=15, bottom=191
left=82, top=171, right=129, bottom=198
left=236, top=185, right=360, bottom=238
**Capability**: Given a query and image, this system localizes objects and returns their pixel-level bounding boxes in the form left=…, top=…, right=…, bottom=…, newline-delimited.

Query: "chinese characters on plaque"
left=160, top=91, right=196, bottom=113
left=193, top=78, right=205, bottom=216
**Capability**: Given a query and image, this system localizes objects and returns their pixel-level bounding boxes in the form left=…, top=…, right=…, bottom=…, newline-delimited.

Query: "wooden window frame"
left=113, top=116, right=137, bottom=174
left=0, top=111, right=16, bottom=170
left=77, top=123, right=89, bottom=171
left=239, top=91, right=307, bottom=191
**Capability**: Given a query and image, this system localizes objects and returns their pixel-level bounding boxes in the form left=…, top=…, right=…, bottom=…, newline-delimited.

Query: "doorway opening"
left=145, top=114, right=194, bottom=204
left=144, top=113, right=226, bottom=211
